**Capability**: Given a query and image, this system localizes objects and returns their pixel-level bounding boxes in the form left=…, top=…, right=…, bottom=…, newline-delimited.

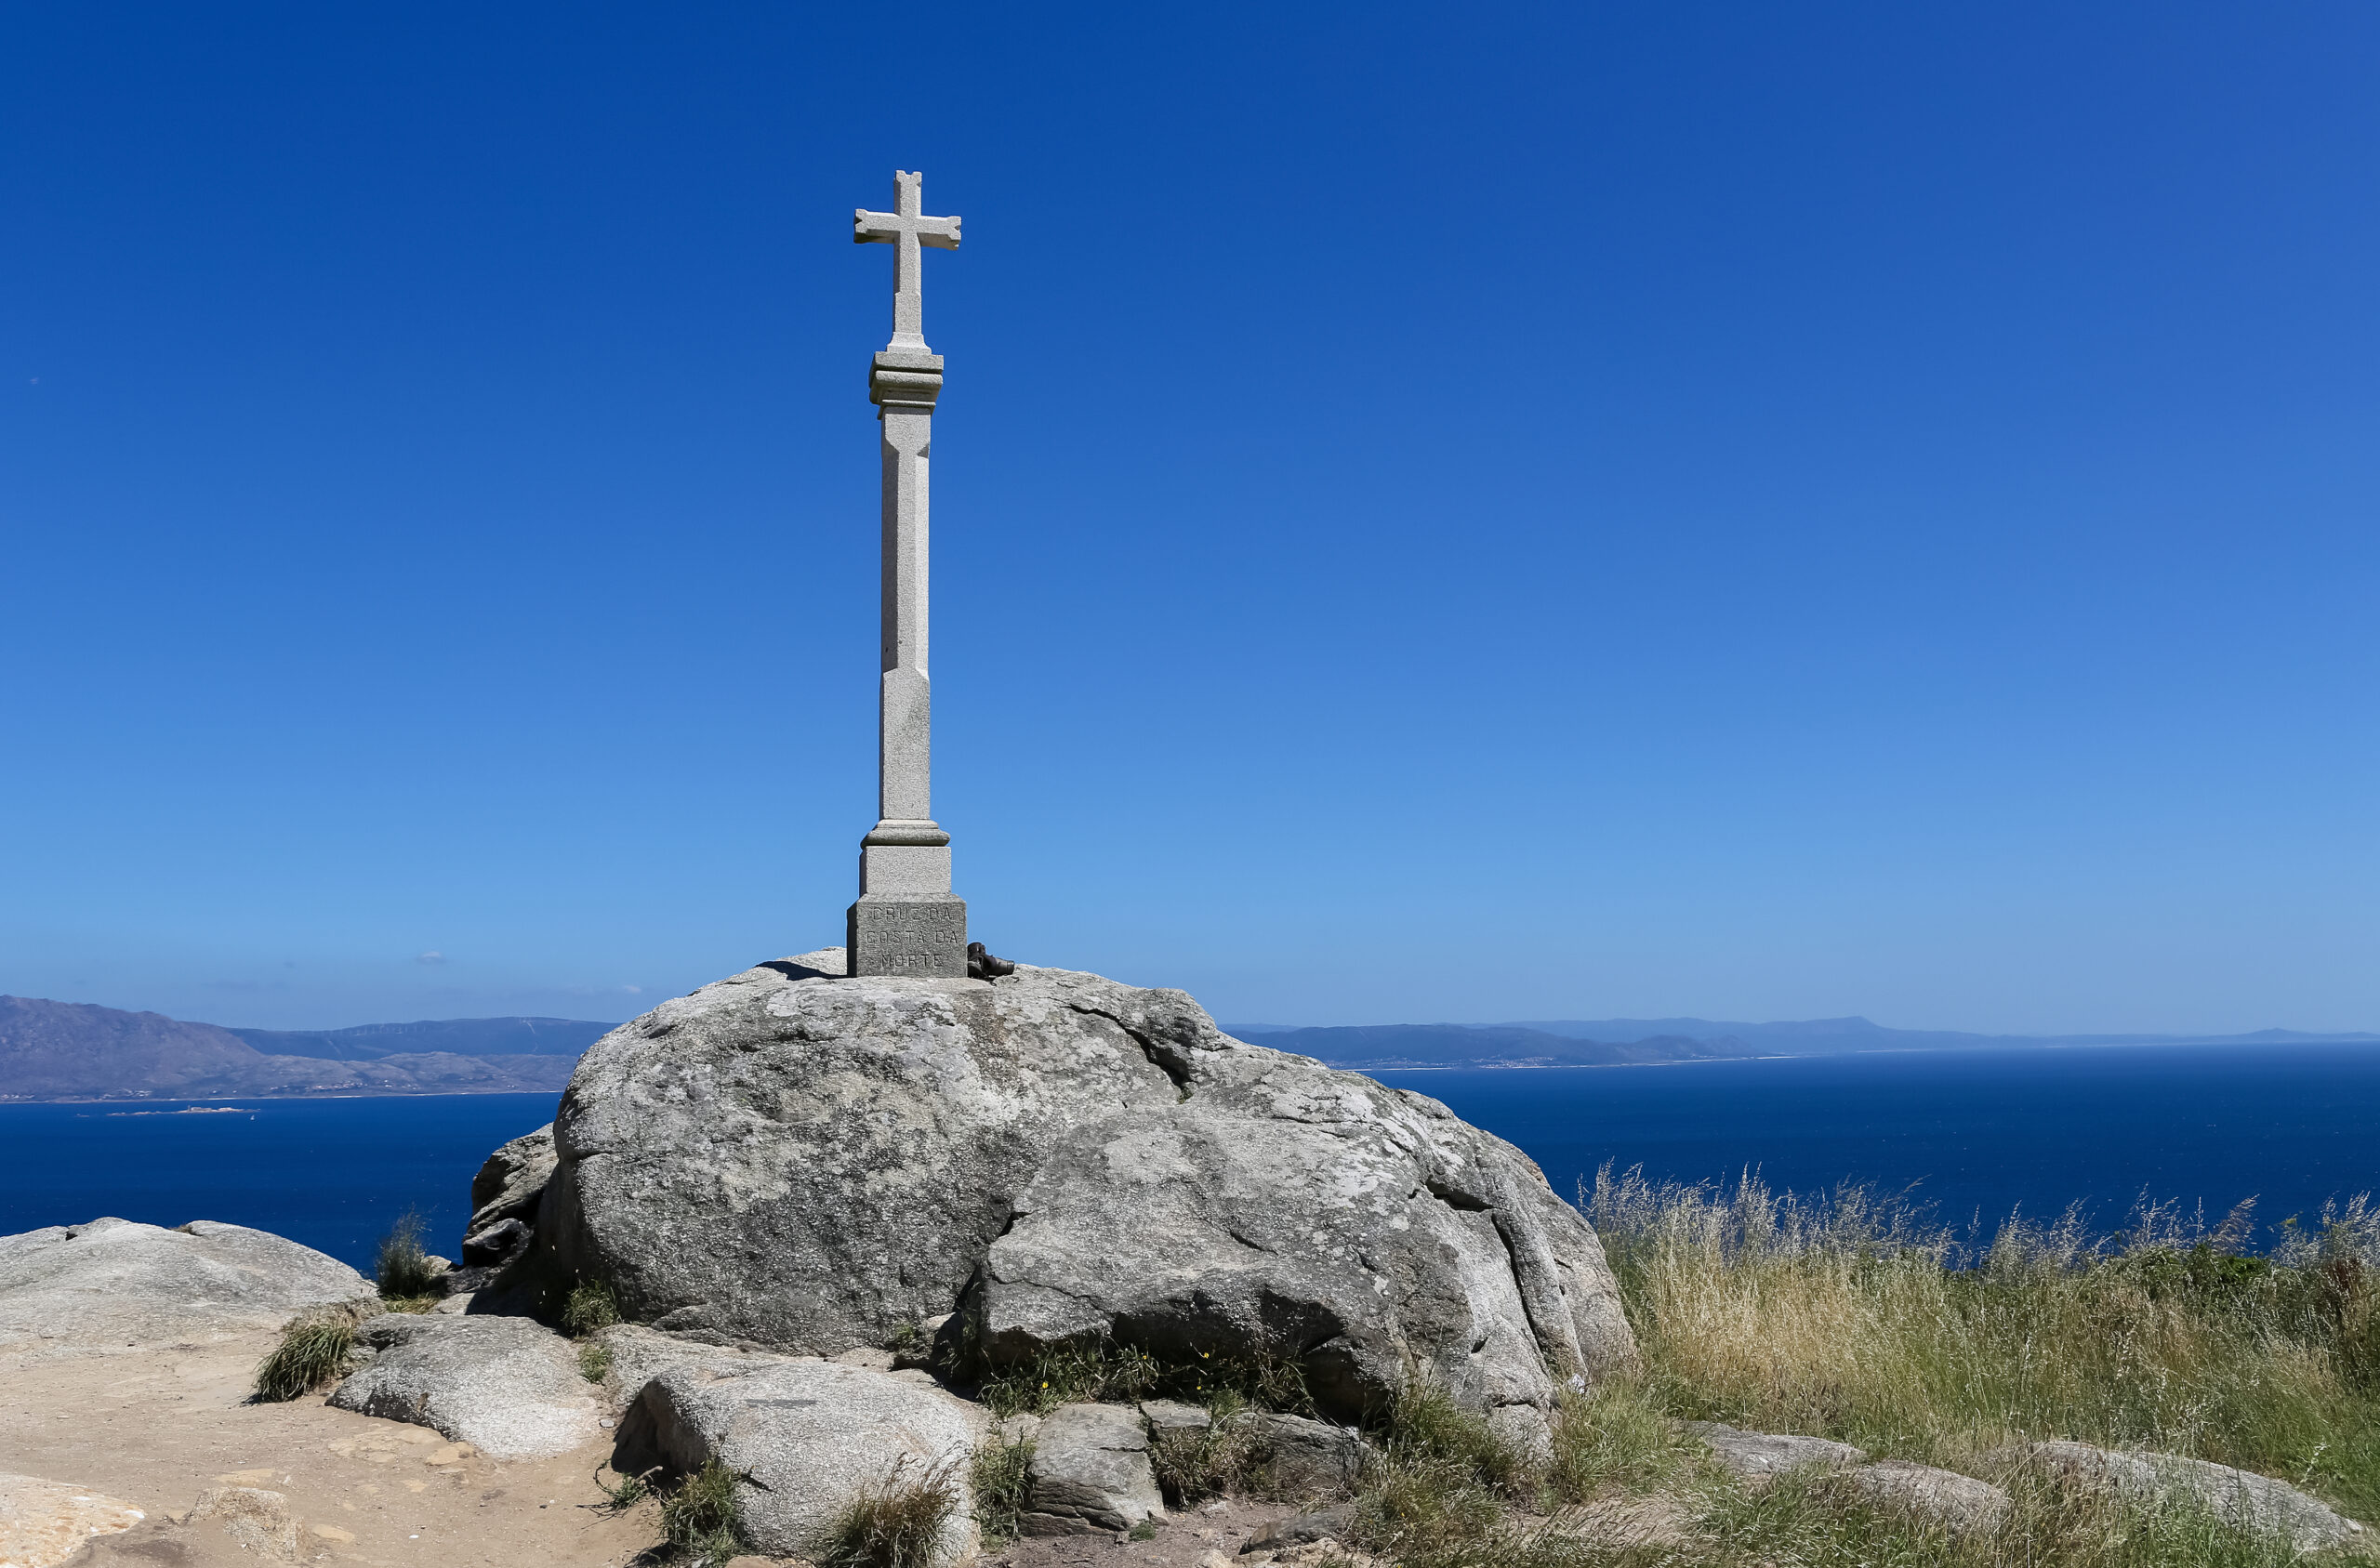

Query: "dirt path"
left=0, top=1332, right=651, bottom=1567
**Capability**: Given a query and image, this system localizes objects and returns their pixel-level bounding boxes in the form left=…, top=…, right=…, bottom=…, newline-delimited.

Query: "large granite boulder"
left=614, top=1358, right=981, bottom=1560
left=530, top=953, right=1633, bottom=1423
left=0, top=1218, right=371, bottom=1364
left=328, top=1313, right=602, bottom=1459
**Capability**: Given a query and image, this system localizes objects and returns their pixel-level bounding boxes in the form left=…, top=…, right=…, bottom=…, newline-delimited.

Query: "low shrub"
left=252, top=1308, right=358, bottom=1402
left=578, top=1339, right=614, bottom=1384
left=818, top=1454, right=959, bottom=1568
left=375, top=1209, right=443, bottom=1299
left=658, top=1458, right=747, bottom=1561
left=968, top=1438, right=1033, bottom=1547
left=562, top=1277, right=621, bottom=1338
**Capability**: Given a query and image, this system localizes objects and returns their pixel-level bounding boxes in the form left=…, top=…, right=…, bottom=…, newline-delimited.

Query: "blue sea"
left=5, top=1044, right=2378, bottom=1272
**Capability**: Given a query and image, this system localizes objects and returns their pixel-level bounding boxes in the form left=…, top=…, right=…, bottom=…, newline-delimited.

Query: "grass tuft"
left=578, top=1338, right=614, bottom=1383
left=658, top=1457, right=747, bottom=1561
left=818, top=1453, right=960, bottom=1568
left=973, top=1334, right=1311, bottom=1417
left=375, top=1208, right=443, bottom=1298
left=1149, top=1391, right=1267, bottom=1505
left=252, top=1307, right=359, bottom=1402
left=968, top=1437, right=1033, bottom=1548
left=561, top=1277, right=621, bottom=1338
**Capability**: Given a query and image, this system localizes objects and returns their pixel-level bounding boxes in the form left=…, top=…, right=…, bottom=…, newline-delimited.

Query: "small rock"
left=1488, top=1403, right=1554, bottom=1465
left=1025, top=1403, right=1165, bottom=1535
left=1687, top=1421, right=1867, bottom=1481
left=1241, top=1506, right=1355, bottom=1552
left=1990, top=1440, right=2367, bottom=1552
left=1243, top=1412, right=1366, bottom=1499
left=1199, top=1552, right=1234, bottom=1568
left=189, top=1484, right=298, bottom=1561
left=615, top=1358, right=979, bottom=1561
left=328, top=1313, right=601, bottom=1459
left=1141, top=1398, right=1212, bottom=1434
left=992, top=1412, right=1042, bottom=1446
left=1846, top=1460, right=2010, bottom=1534
left=432, top=1291, right=475, bottom=1315
left=308, top=1522, right=357, bottom=1543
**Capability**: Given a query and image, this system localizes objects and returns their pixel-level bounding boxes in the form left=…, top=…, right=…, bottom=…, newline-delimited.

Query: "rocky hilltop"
left=487, top=951, right=1636, bottom=1435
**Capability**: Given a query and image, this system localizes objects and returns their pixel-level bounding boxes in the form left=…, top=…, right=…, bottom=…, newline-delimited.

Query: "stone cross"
left=846, top=170, right=968, bottom=978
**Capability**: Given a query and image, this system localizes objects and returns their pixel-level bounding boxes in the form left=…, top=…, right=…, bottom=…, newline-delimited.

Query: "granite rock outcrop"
left=521, top=951, right=1636, bottom=1424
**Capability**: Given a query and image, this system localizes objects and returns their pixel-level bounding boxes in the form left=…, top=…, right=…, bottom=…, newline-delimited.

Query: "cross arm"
left=853, top=210, right=962, bottom=248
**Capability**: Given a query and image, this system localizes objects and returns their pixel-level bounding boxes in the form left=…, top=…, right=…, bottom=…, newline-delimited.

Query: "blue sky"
left=4, top=4, right=2374, bottom=1034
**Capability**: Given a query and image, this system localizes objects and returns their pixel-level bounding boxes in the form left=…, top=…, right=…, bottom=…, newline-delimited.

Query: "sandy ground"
left=0, top=1329, right=654, bottom=1567
left=0, top=1331, right=1316, bottom=1568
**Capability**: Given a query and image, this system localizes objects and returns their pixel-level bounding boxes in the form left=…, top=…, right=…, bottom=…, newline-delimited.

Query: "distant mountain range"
left=7, top=989, right=2374, bottom=1101
left=1223, top=1016, right=2380, bottom=1069
left=0, top=996, right=615, bottom=1102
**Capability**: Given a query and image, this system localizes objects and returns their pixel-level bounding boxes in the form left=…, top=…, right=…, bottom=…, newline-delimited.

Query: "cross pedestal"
left=847, top=172, right=967, bottom=978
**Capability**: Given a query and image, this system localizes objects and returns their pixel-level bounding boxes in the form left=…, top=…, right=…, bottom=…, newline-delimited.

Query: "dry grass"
left=1314, top=1173, right=2380, bottom=1567
left=818, top=1454, right=960, bottom=1568
left=251, top=1305, right=361, bottom=1402
left=561, top=1277, right=621, bottom=1337
left=1587, top=1165, right=2380, bottom=1524
left=375, top=1208, right=443, bottom=1298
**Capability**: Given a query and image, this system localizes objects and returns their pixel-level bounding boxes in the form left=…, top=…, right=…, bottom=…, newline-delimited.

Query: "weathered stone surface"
left=534, top=958, right=1634, bottom=1422
left=1140, top=1399, right=1211, bottom=1434
left=1846, top=1460, right=2010, bottom=1534
left=1687, top=1421, right=1867, bottom=1481
left=615, top=1358, right=980, bottom=1560
left=1025, top=1403, right=1163, bottom=1535
left=588, top=1322, right=790, bottom=1410
left=1487, top=1403, right=1554, bottom=1467
left=187, top=1484, right=297, bottom=1560
left=0, top=1218, right=371, bottom=1364
left=0, top=1472, right=146, bottom=1567
left=1243, top=1412, right=1366, bottom=1499
left=1993, top=1440, right=2366, bottom=1551
left=1241, top=1506, right=1356, bottom=1554
left=328, top=1313, right=602, bottom=1459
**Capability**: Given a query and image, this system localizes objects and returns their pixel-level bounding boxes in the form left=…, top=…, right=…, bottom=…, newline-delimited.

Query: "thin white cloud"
left=415, top=951, right=446, bottom=966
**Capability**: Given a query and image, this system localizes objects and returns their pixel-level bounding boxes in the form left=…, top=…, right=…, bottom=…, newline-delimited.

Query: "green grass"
left=251, top=1308, right=358, bottom=1402
left=375, top=1208, right=443, bottom=1298
left=578, top=1338, right=614, bottom=1383
left=561, top=1277, right=621, bottom=1338
left=658, top=1457, right=747, bottom=1562
left=972, top=1334, right=1313, bottom=1417
left=968, top=1437, right=1034, bottom=1547
left=817, top=1455, right=960, bottom=1568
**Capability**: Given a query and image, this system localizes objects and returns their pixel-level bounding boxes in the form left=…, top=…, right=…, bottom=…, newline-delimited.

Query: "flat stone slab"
left=1846, top=1459, right=2011, bottom=1534
left=615, top=1358, right=980, bottom=1561
left=1025, top=1402, right=1164, bottom=1535
left=1995, top=1439, right=2367, bottom=1551
left=0, top=1218, right=370, bottom=1364
left=0, top=1472, right=146, bottom=1567
left=1686, top=1420, right=1867, bottom=1480
left=329, top=1313, right=602, bottom=1459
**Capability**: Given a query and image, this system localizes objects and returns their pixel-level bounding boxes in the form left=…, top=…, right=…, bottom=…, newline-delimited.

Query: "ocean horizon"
left=5, top=1040, right=2377, bottom=1272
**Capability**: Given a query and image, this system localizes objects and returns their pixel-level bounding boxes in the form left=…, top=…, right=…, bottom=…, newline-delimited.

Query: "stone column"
left=847, top=348, right=967, bottom=977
